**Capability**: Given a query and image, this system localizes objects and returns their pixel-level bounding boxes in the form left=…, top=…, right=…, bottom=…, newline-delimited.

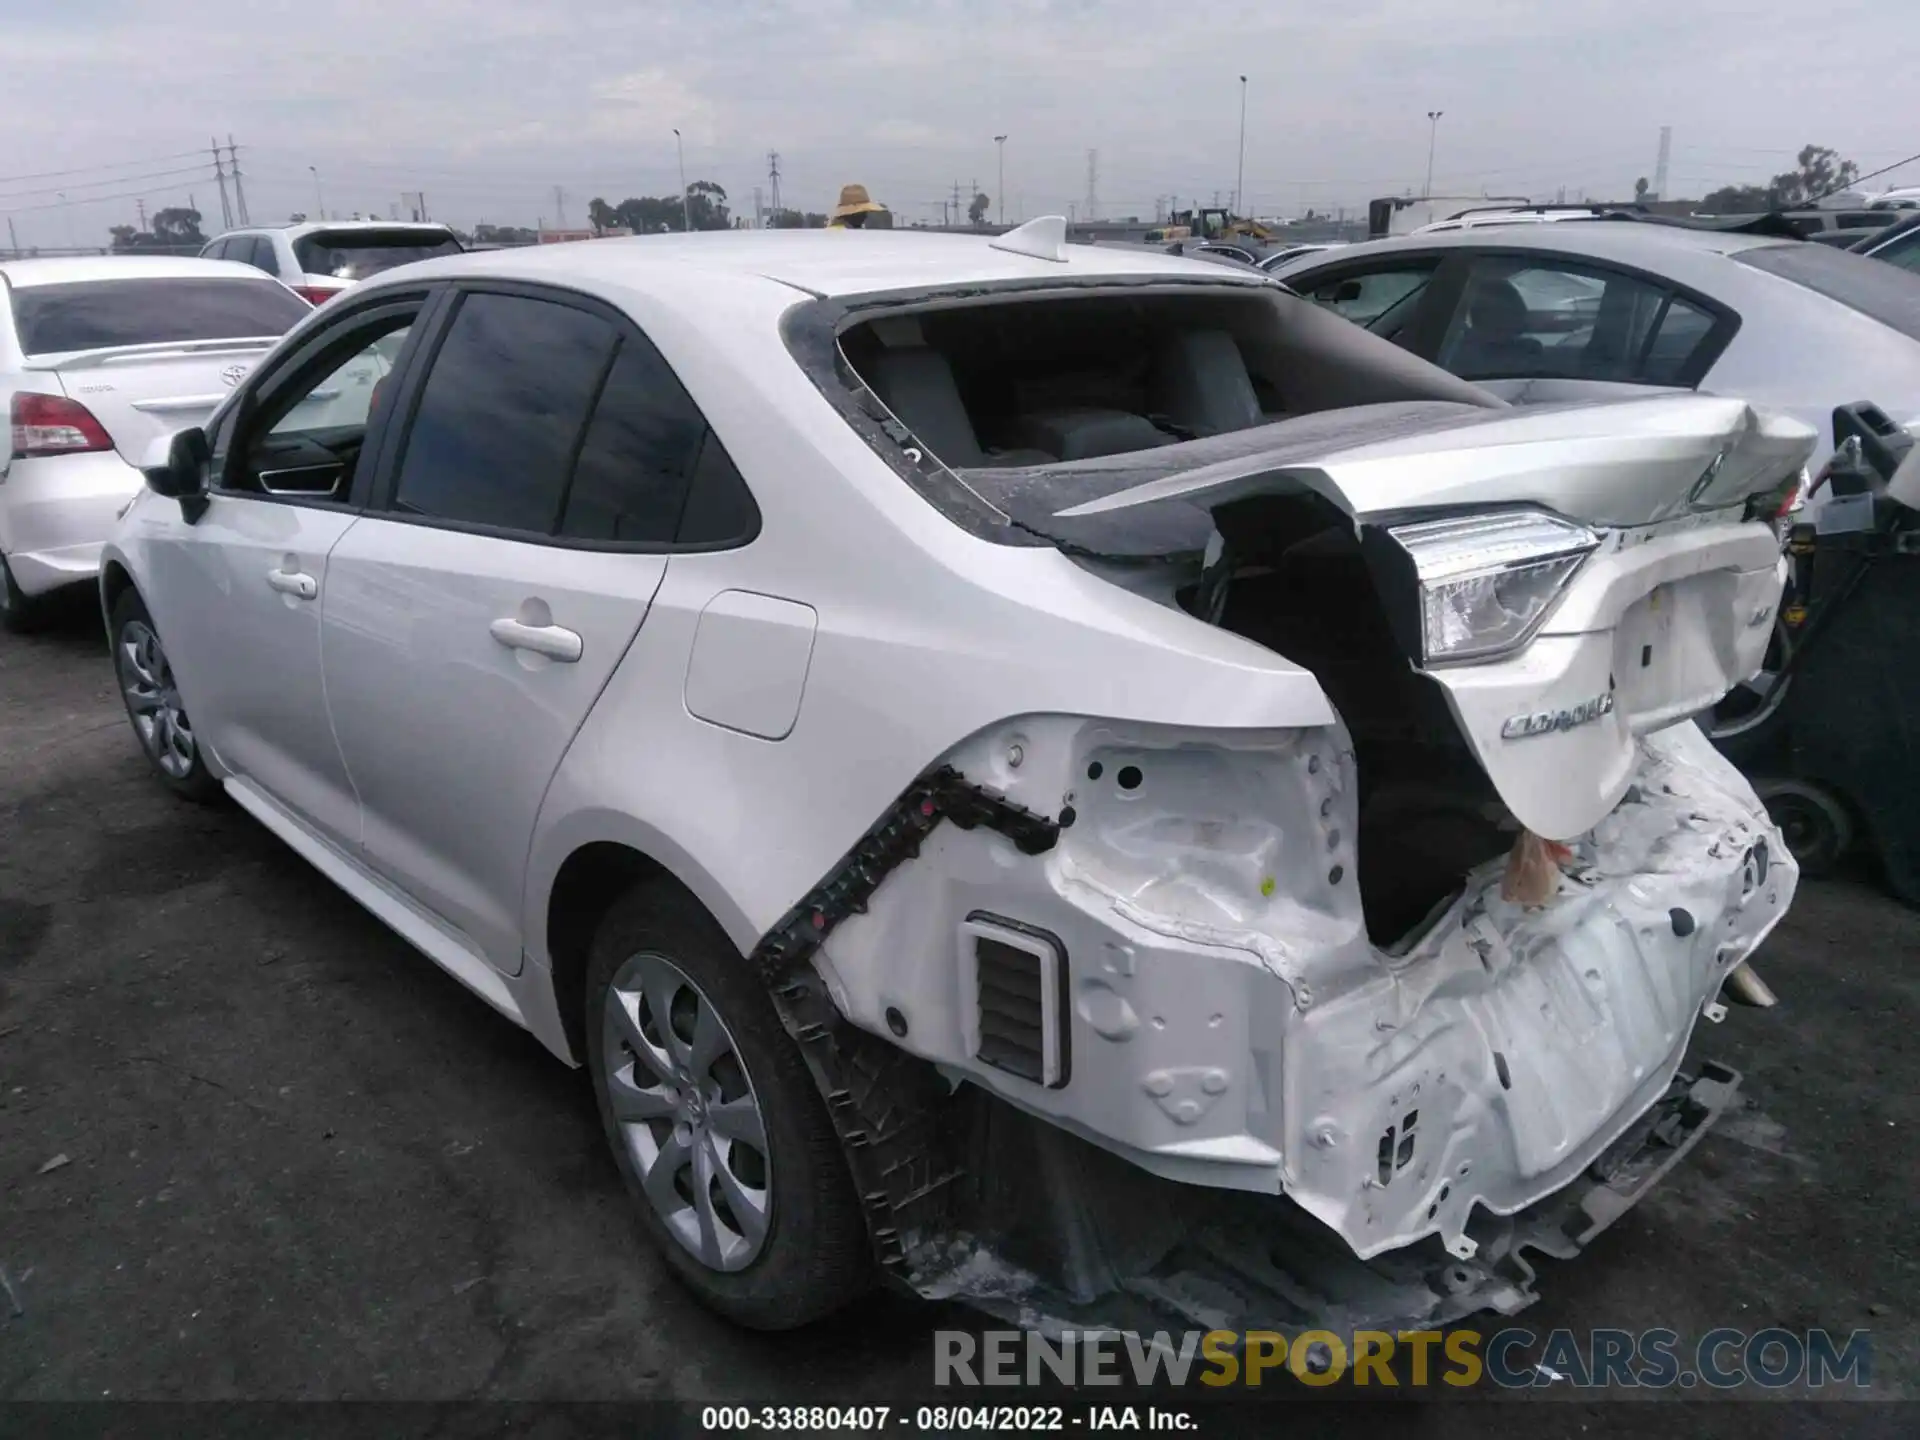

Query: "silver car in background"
left=0, top=257, right=311, bottom=628
left=1269, top=220, right=1920, bottom=474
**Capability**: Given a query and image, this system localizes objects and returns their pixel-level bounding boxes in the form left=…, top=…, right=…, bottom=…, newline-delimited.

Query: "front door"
left=140, top=297, right=425, bottom=851
left=319, top=287, right=714, bottom=974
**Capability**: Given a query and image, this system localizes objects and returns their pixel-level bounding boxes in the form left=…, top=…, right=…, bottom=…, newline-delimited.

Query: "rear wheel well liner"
left=100, top=559, right=136, bottom=620
left=545, top=840, right=715, bottom=1061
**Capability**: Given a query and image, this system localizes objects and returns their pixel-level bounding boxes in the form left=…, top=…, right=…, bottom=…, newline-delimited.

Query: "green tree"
left=150, top=207, right=204, bottom=246
left=1770, top=144, right=1859, bottom=206
left=1700, top=144, right=1861, bottom=214
left=967, top=191, right=990, bottom=224
left=685, top=180, right=729, bottom=230
left=1634, top=177, right=1650, bottom=202
left=587, top=197, right=620, bottom=234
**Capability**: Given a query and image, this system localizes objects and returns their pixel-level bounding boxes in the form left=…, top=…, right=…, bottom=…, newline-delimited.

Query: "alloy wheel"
left=601, top=952, right=773, bottom=1272
left=117, top=619, right=197, bottom=779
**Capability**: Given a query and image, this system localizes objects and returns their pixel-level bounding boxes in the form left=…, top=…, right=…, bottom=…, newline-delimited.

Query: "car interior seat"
left=1149, top=329, right=1265, bottom=436
left=863, top=316, right=1053, bottom=468
left=1450, top=278, right=1545, bottom=375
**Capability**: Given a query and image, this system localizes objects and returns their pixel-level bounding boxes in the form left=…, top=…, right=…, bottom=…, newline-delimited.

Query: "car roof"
left=213, top=221, right=457, bottom=240
left=1281, top=219, right=1791, bottom=270
left=351, top=228, right=1276, bottom=302
left=0, top=254, right=278, bottom=289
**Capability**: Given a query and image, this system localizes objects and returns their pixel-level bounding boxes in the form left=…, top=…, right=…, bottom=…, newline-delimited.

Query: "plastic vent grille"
left=976, top=937, right=1046, bottom=1081
left=963, top=914, right=1068, bottom=1088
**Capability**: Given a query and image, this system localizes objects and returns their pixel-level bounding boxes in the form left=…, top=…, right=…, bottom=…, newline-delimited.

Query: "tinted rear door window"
left=557, top=336, right=708, bottom=543
left=1734, top=241, right=1920, bottom=342
left=1437, top=257, right=1720, bottom=384
left=390, top=291, right=617, bottom=534
left=294, top=229, right=463, bottom=280
left=10, top=277, right=311, bottom=354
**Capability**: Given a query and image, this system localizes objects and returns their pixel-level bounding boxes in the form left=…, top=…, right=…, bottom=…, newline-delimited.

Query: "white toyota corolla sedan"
left=100, top=222, right=1809, bottom=1335
left=1, top=255, right=313, bottom=628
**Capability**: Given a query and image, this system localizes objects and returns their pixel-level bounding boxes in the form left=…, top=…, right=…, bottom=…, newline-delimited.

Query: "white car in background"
left=1, top=256, right=311, bottom=628
left=200, top=221, right=463, bottom=306
left=104, top=224, right=1806, bottom=1336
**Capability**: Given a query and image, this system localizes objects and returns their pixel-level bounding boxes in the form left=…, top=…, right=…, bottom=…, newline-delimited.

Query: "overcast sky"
left=4, top=0, right=1917, bottom=244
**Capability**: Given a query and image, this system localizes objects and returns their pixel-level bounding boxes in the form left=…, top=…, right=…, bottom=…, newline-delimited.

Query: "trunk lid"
left=35, top=339, right=276, bottom=463
left=1057, top=394, right=1817, bottom=838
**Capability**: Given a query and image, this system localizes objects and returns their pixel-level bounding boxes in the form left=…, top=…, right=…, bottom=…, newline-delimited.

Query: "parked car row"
left=26, top=215, right=1813, bottom=1343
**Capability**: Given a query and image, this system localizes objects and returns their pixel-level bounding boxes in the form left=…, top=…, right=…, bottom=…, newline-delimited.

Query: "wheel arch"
left=534, top=820, right=761, bottom=1064
left=99, top=555, right=137, bottom=625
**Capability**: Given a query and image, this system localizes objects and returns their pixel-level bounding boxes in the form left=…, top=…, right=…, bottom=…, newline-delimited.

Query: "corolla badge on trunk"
left=1501, top=691, right=1615, bottom=740
left=219, top=363, right=251, bottom=388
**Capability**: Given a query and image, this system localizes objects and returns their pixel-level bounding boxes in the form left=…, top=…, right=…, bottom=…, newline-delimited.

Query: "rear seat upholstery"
left=863, top=322, right=1267, bottom=469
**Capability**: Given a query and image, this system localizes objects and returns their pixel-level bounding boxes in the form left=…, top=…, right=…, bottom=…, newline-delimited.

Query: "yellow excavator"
left=1168, top=207, right=1276, bottom=243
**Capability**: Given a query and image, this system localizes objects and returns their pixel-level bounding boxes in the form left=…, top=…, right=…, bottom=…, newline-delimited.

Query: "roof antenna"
left=989, top=215, right=1069, bottom=262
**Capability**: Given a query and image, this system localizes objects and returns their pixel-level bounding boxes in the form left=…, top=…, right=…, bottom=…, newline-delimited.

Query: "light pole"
left=673, top=128, right=692, bottom=232
left=994, top=135, right=1007, bottom=226
left=1235, top=75, right=1248, bottom=218
left=309, top=165, right=325, bottom=221
left=58, top=192, right=75, bottom=249
left=1424, top=111, right=1443, bottom=199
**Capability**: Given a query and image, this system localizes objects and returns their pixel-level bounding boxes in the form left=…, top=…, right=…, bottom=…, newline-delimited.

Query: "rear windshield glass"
left=10, top=277, right=310, bottom=355
left=1734, top=241, right=1920, bottom=342
left=293, top=229, right=462, bottom=281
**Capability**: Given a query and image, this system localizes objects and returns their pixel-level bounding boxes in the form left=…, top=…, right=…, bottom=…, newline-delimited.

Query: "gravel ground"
left=1, top=596, right=1915, bottom=1435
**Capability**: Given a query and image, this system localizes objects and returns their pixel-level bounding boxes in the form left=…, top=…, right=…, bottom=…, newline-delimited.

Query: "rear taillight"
left=290, top=285, right=338, bottom=306
left=11, top=392, right=112, bottom=458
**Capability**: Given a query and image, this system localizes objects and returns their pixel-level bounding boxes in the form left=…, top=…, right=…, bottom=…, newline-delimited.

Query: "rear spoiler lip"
left=21, top=336, right=280, bottom=371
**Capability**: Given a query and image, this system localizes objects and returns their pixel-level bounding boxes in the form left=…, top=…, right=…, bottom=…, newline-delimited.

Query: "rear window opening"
left=836, top=288, right=1488, bottom=474
left=9, top=277, right=311, bottom=356
left=1196, top=490, right=1514, bottom=945
left=293, top=229, right=463, bottom=281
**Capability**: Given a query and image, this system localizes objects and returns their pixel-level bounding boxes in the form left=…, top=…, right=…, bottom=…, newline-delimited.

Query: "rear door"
left=319, top=284, right=712, bottom=975
left=12, top=275, right=311, bottom=458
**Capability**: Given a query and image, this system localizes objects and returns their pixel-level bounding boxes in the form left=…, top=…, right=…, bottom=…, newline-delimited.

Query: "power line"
left=2, top=178, right=212, bottom=214
left=0, top=162, right=219, bottom=202
left=0, top=149, right=212, bottom=187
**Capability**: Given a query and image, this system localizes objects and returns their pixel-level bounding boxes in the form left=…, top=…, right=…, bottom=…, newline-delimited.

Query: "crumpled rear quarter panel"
left=814, top=714, right=1792, bottom=1263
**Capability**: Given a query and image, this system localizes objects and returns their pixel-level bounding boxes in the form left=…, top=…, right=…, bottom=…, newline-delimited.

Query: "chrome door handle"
left=266, top=568, right=318, bottom=600
left=489, top=617, right=582, bottom=663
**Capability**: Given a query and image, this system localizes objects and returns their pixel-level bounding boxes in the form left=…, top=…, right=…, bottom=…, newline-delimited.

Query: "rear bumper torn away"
left=917, top=1060, right=1741, bottom=1338
left=755, top=719, right=1790, bottom=1327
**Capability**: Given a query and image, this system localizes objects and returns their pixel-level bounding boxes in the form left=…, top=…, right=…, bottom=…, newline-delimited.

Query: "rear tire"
left=1757, top=778, right=1852, bottom=879
left=109, top=587, right=222, bottom=804
left=584, top=881, right=873, bottom=1329
left=0, top=554, right=48, bottom=634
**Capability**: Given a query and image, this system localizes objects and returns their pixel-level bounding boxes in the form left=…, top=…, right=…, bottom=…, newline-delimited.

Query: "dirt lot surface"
left=2, top=598, right=1915, bottom=1437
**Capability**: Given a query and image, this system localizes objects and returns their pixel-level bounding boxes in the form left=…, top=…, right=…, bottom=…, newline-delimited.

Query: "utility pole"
left=309, top=166, right=325, bottom=222
left=553, top=186, right=567, bottom=228
left=211, top=138, right=233, bottom=230
left=767, top=152, right=782, bottom=221
left=1652, top=124, right=1672, bottom=201
left=228, top=135, right=249, bottom=224
left=753, top=186, right=763, bottom=229
left=994, top=135, right=1008, bottom=226
left=1423, top=111, right=1443, bottom=199
left=7, top=216, right=19, bottom=257
left=673, top=128, right=691, bottom=232
left=1235, top=75, right=1248, bottom=218
left=136, top=198, right=147, bottom=232
left=1085, top=150, right=1099, bottom=222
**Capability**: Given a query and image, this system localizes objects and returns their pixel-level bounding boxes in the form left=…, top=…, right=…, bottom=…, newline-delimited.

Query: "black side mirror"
left=1332, top=279, right=1364, bottom=304
left=142, top=427, right=212, bottom=523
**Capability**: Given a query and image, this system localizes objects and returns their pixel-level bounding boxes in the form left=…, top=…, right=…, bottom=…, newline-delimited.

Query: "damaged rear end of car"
left=762, top=267, right=1812, bottom=1336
